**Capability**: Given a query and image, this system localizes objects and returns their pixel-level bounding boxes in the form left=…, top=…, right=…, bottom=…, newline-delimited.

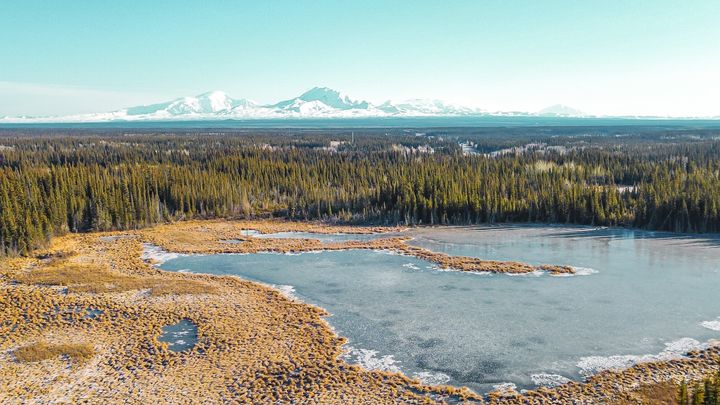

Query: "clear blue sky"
left=1, top=0, right=718, bottom=116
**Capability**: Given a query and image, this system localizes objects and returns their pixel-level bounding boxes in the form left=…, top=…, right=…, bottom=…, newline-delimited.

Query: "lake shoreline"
left=1, top=219, right=718, bottom=403
left=140, top=219, right=576, bottom=275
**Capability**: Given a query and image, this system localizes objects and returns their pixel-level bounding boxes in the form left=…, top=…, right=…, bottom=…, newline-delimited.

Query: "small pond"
left=159, top=319, right=198, bottom=352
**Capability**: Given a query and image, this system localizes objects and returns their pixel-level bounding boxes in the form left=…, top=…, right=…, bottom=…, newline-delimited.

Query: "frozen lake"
left=159, top=226, right=720, bottom=393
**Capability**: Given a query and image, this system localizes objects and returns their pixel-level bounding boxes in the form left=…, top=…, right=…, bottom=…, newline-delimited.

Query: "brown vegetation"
left=609, top=381, right=682, bottom=405
left=15, top=259, right=213, bottom=295
left=14, top=342, right=94, bottom=363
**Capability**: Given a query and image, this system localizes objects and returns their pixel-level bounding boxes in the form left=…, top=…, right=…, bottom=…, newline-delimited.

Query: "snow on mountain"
left=124, top=91, right=257, bottom=116
left=0, top=87, right=591, bottom=123
left=536, top=104, right=585, bottom=117
left=274, top=87, right=371, bottom=111
left=378, top=99, right=484, bottom=116
left=280, top=99, right=335, bottom=115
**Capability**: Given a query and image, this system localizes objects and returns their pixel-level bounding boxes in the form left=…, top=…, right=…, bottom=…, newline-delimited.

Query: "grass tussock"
left=17, top=263, right=140, bottom=293
left=149, top=279, right=214, bottom=296
left=14, top=341, right=94, bottom=363
left=35, top=250, right=76, bottom=262
left=17, top=261, right=213, bottom=295
left=611, top=381, right=682, bottom=405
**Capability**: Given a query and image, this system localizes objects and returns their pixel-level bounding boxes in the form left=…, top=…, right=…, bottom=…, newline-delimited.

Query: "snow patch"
left=343, top=347, right=402, bottom=373
left=271, top=284, right=298, bottom=300
left=572, top=266, right=599, bottom=276
left=507, top=270, right=544, bottom=277
left=373, top=248, right=403, bottom=256
left=550, top=266, right=598, bottom=277
left=701, top=319, right=720, bottom=331
left=531, top=373, right=571, bottom=388
left=413, top=371, right=451, bottom=385
left=577, top=337, right=706, bottom=376
left=491, top=382, right=517, bottom=392
left=141, top=243, right=182, bottom=265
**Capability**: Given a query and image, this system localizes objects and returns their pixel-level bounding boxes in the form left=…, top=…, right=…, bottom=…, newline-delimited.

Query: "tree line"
left=1, top=131, right=720, bottom=255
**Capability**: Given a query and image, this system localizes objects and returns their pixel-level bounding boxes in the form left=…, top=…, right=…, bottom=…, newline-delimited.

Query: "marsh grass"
left=36, top=250, right=76, bottom=262
left=150, top=279, right=213, bottom=296
left=14, top=342, right=94, bottom=363
left=17, top=260, right=213, bottom=295
left=611, top=382, right=679, bottom=405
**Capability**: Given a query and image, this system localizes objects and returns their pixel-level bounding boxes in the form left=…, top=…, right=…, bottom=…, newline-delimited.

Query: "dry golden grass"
left=610, top=381, right=679, bottom=405
left=16, top=261, right=213, bottom=295
left=35, top=250, right=76, bottom=261
left=18, top=263, right=122, bottom=289
left=148, top=278, right=214, bottom=296
left=14, top=342, right=94, bottom=363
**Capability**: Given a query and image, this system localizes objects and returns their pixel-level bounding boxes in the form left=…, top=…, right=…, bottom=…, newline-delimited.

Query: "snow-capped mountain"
left=273, top=87, right=371, bottom=111
left=378, top=99, right=483, bottom=116
left=536, top=104, right=585, bottom=117
left=1, top=87, right=588, bottom=123
left=125, top=91, right=258, bottom=116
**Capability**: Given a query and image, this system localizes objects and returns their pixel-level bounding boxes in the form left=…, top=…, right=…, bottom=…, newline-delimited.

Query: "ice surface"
left=141, top=243, right=182, bottom=265
left=159, top=319, right=198, bottom=352
left=531, top=373, right=571, bottom=388
left=160, top=226, right=720, bottom=393
left=701, top=319, right=720, bottom=331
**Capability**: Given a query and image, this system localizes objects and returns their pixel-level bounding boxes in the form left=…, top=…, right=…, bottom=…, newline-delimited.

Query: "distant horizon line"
left=3, top=116, right=720, bottom=131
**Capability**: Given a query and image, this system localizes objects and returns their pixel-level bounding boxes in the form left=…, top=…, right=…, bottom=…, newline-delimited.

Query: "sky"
left=1, top=0, right=719, bottom=117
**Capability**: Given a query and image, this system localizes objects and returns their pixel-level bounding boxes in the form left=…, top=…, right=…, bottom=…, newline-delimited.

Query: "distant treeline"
left=1, top=129, right=720, bottom=255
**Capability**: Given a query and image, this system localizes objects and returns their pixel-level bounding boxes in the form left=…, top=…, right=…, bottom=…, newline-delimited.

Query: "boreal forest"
left=1, top=126, right=720, bottom=256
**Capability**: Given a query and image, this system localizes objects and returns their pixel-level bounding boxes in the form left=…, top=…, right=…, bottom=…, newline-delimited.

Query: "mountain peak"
left=272, top=86, right=369, bottom=111
left=121, top=90, right=257, bottom=116
left=537, top=104, right=585, bottom=117
left=302, top=86, right=338, bottom=96
left=297, top=87, right=369, bottom=110
left=196, top=90, right=234, bottom=112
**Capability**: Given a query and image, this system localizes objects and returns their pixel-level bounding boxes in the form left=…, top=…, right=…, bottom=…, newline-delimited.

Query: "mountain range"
left=1, top=87, right=589, bottom=122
